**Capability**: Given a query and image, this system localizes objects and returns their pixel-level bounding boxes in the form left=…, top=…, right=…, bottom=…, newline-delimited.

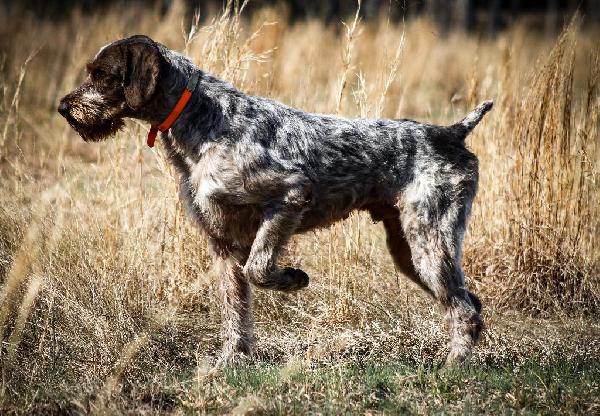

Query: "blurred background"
left=4, top=0, right=600, bottom=34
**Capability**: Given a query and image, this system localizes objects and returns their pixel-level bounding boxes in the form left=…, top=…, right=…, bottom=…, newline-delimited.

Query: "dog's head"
left=58, top=35, right=162, bottom=142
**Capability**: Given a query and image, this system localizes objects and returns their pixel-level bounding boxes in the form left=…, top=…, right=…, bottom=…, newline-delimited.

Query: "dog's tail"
left=449, top=100, right=494, bottom=141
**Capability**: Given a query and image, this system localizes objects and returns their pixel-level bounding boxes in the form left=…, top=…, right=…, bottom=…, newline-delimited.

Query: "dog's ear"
left=123, top=39, right=161, bottom=110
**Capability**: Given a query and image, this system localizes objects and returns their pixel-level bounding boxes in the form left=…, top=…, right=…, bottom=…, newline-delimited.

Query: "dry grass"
left=0, top=1, right=599, bottom=413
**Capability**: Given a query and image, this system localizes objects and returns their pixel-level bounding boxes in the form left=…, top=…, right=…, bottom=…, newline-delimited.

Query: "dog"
left=58, top=35, right=492, bottom=365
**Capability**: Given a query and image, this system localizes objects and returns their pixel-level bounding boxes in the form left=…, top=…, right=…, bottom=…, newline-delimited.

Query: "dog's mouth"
left=64, top=116, right=125, bottom=143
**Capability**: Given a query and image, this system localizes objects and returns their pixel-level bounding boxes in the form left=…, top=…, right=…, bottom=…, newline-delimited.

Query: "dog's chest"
left=177, top=146, right=261, bottom=246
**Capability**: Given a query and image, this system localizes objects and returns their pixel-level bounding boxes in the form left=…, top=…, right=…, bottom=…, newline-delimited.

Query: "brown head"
left=58, top=35, right=162, bottom=142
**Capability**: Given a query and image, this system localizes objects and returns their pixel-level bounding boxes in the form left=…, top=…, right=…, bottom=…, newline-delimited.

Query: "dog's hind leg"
left=397, top=188, right=482, bottom=366
left=382, top=215, right=428, bottom=293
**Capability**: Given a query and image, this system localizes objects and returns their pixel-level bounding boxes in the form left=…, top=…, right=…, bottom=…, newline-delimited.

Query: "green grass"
left=202, top=359, right=600, bottom=415
left=8, top=358, right=595, bottom=415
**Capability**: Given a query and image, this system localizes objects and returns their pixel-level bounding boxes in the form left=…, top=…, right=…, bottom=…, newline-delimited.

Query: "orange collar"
left=147, top=72, right=200, bottom=147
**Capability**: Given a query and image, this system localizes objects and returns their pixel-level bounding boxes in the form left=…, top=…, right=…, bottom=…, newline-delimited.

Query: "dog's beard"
left=68, top=117, right=125, bottom=142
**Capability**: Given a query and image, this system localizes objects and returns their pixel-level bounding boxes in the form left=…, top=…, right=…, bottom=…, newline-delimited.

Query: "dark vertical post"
left=586, top=0, right=600, bottom=27
left=488, top=0, right=502, bottom=38
left=510, top=0, right=521, bottom=24
left=428, top=0, right=451, bottom=34
left=456, top=0, right=476, bottom=33
left=546, top=0, right=559, bottom=36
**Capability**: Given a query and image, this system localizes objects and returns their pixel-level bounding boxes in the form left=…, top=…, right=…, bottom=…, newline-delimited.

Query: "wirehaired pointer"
left=58, top=35, right=493, bottom=365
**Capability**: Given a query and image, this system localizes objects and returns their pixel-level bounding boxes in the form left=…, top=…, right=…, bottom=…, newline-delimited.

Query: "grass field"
left=0, top=1, right=599, bottom=414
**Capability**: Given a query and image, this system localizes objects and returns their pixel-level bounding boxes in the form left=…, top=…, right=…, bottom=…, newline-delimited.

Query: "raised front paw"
left=245, top=262, right=310, bottom=292
left=278, top=267, right=309, bottom=291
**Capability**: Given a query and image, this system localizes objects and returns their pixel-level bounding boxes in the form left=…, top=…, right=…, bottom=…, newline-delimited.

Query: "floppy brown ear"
left=123, top=39, right=161, bottom=110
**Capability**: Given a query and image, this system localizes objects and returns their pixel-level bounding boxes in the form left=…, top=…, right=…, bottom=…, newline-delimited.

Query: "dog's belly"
left=297, top=206, right=354, bottom=231
left=297, top=183, right=390, bottom=232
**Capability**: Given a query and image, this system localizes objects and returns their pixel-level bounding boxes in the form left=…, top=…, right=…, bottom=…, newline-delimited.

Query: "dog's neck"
left=142, top=46, right=239, bottom=158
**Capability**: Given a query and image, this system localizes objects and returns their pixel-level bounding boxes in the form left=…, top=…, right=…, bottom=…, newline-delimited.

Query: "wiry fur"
left=59, top=35, right=493, bottom=366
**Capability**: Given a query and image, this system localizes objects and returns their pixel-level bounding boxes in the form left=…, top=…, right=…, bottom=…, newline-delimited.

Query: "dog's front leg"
left=243, top=186, right=312, bottom=292
left=209, top=239, right=254, bottom=364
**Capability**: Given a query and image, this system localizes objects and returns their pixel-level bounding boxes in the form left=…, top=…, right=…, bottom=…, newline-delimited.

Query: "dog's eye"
left=91, top=68, right=106, bottom=79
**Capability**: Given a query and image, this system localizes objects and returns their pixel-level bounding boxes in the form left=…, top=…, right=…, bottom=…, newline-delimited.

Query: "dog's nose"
left=57, top=101, right=70, bottom=117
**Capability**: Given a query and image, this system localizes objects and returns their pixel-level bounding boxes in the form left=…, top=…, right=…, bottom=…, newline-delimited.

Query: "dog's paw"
left=214, top=345, right=254, bottom=371
left=279, top=267, right=309, bottom=291
left=246, top=266, right=310, bottom=292
left=216, top=351, right=253, bottom=366
left=444, top=350, right=472, bottom=368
